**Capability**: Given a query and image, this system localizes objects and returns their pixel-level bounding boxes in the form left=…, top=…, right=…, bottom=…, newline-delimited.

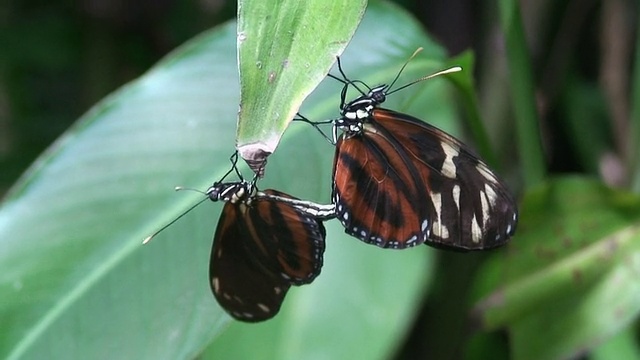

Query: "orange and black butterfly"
left=145, top=153, right=334, bottom=322
left=207, top=180, right=333, bottom=322
left=302, top=51, right=518, bottom=251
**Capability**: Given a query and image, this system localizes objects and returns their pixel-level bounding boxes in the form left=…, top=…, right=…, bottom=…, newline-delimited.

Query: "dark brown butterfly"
left=303, top=51, right=518, bottom=251
left=145, top=153, right=334, bottom=322
left=207, top=180, right=332, bottom=322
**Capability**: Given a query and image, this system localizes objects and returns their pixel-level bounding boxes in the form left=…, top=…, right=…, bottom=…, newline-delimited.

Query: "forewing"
left=210, top=202, right=291, bottom=323
left=372, top=108, right=518, bottom=250
left=333, top=127, right=432, bottom=249
left=246, top=189, right=326, bottom=285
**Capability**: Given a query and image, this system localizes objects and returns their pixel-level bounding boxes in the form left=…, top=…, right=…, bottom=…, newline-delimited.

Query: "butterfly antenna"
left=294, top=113, right=335, bottom=145
left=327, top=73, right=346, bottom=84
left=328, top=73, right=370, bottom=93
left=387, top=47, right=424, bottom=91
left=142, top=191, right=209, bottom=244
left=174, top=186, right=207, bottom=194
left=333, top=56, right=369, bottom=98
left=144, top=149, right=249, bottom=245
left=386, top=66, right=462, bottom=97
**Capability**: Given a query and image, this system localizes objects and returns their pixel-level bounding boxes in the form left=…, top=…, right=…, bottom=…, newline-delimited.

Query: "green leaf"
left=591, top=328, right=640, bottom=360
left=497, top=0, right=546, bottom=187
left=0, top=1, right=461, bottom=358
left=446, top=51, right=499, bottom=168
left=472, top=176, right=640, bottom=360
left=236, top=0, right=366, bottom=170
left=1, top=24, right=245, bottom=360
left=630, top=15, right=640, bottom=192
left=561, top=74, right=613, bottom=175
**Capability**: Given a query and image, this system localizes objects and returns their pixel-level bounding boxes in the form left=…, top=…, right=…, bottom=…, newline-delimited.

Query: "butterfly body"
left=207, top=181, right=253, bottom=204
left=331, top=79, right=518, bottom=251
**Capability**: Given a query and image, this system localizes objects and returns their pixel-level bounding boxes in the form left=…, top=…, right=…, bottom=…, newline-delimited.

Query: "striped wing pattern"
left=333, top=107, right=517, bottom=250
left=210, top=188, right=325, bottom=322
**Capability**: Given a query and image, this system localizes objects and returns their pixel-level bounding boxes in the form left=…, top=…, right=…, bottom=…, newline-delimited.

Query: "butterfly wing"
left=245, top=189, right=326, bottom=286
left=333, top=108, right=517, bottom=250
left=371, top=108, right=517, bottom=250
left=210, top=202, right=291, bottom=322
left=210, top=191, right=326, bottom=322
left=333, top=124, right=432, bottom=249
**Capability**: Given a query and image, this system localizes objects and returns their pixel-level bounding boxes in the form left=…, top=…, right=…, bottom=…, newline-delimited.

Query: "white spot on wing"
left=440, top=225, right=450, bottom=239
left=257, top=303, right=270, bottom=313
left=431, top=192, right=442, bottom=216
left=479, top=190, right=490, bottom=228
left=432, top=226, right=440, bottom=237
left=430, top=192, right=443, bottom=237
left=471, top=214, right=482, bottom=243
left=421, top=219, right=429, bottom=231
left=476, top=164, right=498, bottom=183
left=441, top=142, right=459, bottom=179
left=484, top=183, right=498, bottom=206
left=452, top=184, right=461, bottom=211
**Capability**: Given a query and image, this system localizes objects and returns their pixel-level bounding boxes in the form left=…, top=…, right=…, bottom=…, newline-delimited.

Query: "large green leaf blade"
left=0, top=23, right=247, bottom=359
left=236, top=0, right=366, bottom=170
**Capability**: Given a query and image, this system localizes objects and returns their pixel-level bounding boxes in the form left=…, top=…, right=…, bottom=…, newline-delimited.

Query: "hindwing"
left=209, top=190, right=326, bottom=322
left=210, top=202, right=289, bottom=322
left=246, top=189, right=326, bottom=285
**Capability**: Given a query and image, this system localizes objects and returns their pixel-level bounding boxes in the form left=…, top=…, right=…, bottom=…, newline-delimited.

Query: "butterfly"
left=145, top=152, right=334, bottom=322
left=300, top=50, right=518, bottom=251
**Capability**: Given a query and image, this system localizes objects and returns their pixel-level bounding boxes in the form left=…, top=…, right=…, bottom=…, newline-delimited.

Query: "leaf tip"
left=238, top=141, right=278, bottom=177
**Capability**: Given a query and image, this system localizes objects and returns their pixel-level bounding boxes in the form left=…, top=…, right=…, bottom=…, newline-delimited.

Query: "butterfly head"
left=341, top=85, right=388, bottom=118
left=207, top=181, right=254, bottom=204
left=336, top=84, right=388, bottom=137
left=367, top=85, right=388, bottom=104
